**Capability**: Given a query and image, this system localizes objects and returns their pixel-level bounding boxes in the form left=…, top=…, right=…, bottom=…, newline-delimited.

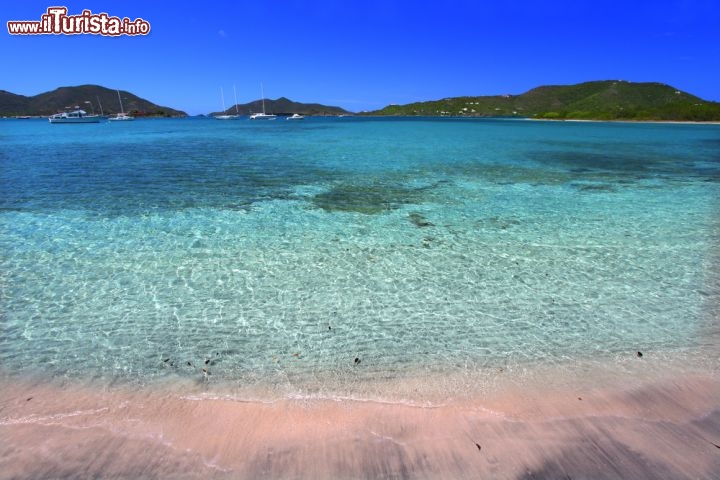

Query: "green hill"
left=0, top=90, right=30, bottom=115
left=365, top=81, right=720, bottom=121
left=0, top=85, right=186, bottom=117
left=211, top=96, right=350, bottom=116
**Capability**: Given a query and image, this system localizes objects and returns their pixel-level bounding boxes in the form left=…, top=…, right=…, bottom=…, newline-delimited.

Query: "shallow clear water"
left=1, top=117, right=718, bottom=399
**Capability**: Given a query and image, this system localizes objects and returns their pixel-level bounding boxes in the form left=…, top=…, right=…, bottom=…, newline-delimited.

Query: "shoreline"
left=2, top=359, right=718, bottom=479
left=525, top=117, right=720, bottom=125
left=356, top=115, right=720, bottom=125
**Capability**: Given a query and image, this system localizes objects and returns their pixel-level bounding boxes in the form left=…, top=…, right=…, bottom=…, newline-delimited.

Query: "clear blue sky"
left=3, top=0, right=719, bottom=114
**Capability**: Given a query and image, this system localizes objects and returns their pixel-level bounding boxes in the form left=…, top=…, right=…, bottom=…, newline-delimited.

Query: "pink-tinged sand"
left=1, top=371, right=719, bottom=479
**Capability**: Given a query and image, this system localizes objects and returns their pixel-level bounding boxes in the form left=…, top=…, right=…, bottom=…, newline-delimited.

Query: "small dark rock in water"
left=328, top=326, right=332, bottom=331
left=354, top=357, right=361, bottom=365
left=637, top=351, right=643, bottom=358
left=408, top=212, right=434, bottom=228
left=475, top=443, right=482, bottom=452
left=26, top=397, right=33, bottom=402
left=205, top=358, right=210, bottom=365
left=163, top=358, right=170, bottom=363
left=187, top=361, right=193, bottom=367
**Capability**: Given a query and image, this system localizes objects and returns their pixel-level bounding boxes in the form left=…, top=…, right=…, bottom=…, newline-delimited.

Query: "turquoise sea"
left=1, top=117, right=718, bottom=401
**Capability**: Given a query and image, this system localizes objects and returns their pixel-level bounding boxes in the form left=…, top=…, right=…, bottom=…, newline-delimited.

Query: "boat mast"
left=97, top=96, right=104, bottom=116
left=233, top=85, right=239, bottom=114
left=261, top=83, right=266, bottom=114
left=220, top=87, right=226, bottom=113
left=117, top=90, right=125, bottom=115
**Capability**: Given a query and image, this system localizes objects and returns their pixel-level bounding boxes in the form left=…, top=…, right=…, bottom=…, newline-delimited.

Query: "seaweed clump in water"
left=312, top=183, right=430, bottom=214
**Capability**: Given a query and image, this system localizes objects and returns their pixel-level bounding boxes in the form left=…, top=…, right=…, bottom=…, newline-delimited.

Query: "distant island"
left=0, top=85, right=186, bottom=117
left=364, top=81, right=720, bottom=121
left=211, top=97, right=350, bottom=117
left=3, top=81, right=719, bottom=121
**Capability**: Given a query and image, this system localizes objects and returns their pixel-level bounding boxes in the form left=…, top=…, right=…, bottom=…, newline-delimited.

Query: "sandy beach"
left=2, top=363, right=718, bottom=480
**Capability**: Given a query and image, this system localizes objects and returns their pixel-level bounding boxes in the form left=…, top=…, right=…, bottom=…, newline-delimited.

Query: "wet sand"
left=1, top=369, right=719, bottom=479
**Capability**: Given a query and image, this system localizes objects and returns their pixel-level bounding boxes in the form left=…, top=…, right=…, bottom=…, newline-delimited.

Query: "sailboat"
left=249, top=83, right=276, bottom=120
left=214, top=86, right=240, bottom=120
left=108, top=90, right=135, bottom=121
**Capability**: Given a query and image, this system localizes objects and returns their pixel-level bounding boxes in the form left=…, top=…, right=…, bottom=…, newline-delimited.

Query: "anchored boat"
left=249, top=83, right=276, bottom=120
left=108, top=90, right=135, bottom=121
left=49, top=109, right=101, bottom=124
